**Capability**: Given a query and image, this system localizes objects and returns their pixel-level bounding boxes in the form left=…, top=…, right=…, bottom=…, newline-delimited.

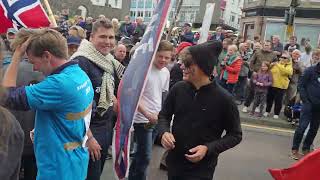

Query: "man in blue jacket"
left=1, top=28, right=94, bottom=180
left=291, top=61, right=320, bottom=160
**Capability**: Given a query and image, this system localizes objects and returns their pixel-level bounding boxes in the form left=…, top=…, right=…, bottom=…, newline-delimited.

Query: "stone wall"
left=47, top=0, right=130, bottom=20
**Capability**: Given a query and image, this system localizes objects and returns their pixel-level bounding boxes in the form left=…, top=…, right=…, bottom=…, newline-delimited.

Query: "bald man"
left=114, top=44, right=127, bottom=64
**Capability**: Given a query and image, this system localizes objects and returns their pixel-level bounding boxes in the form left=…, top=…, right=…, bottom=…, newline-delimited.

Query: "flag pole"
left=42, top=0, right=57, bottom=27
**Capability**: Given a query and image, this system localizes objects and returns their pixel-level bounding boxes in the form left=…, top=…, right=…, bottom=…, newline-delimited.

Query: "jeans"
left=292, top=102, right=320, bottom=151
left=234, top=76, right=248, bottom=100
left=129, top=123, right=154, bottom=180
left=220, top=79, right=235, bottom=94
left=244, top=80, right=255, bottom=107
left=87, top=115, right=114, bottom=180
left=21, top=155, right=37, bottom=180
left=266, top=87, right=286, bottom=115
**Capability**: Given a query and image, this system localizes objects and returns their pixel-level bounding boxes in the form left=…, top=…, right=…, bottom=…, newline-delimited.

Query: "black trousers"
left=20, top=154, right=37, bottom=180
left=266, top=87, right=286, bottom=115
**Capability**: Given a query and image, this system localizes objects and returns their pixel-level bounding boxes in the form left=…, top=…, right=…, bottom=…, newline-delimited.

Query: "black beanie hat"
left=188, top=40, right=223, bottom=76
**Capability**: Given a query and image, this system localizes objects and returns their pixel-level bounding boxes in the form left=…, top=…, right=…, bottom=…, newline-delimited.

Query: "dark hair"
left=254, top=35, right=261, bottom=41
left=290, top=36, right=297, bottom=41
left=92, top=19, right=114, bottom=34
left=223, top=38, right=233, bottom=45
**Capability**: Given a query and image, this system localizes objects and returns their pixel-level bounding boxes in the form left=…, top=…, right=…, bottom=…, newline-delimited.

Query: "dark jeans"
left=266, top=87, right=286, bottom=115
left=168, top=175, right=211, bottom=180
left=234, top=76, right=248, bottom=100
left=244, top=80, right=255, bottom=107
left=292, top=102, right=320, bottom=151
left=87, top=117, right=114, bottom=180
left=129, top=123, right=154, bottom=180
left=20, top=155, right=37, bottom=180
left=220, top=79, right=235, bottom=94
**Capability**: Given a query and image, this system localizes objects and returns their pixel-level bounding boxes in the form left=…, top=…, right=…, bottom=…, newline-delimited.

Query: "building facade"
left=129, top=0, right=244, bottom=31
left=240, top=0, right=320, bottom=47
left=221, top=0, right=244, bottom=30
left=50, top=0, right=130, bottom=20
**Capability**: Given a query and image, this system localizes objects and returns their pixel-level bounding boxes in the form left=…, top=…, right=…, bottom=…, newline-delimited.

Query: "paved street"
left=100, top=124, right=318, bottom=180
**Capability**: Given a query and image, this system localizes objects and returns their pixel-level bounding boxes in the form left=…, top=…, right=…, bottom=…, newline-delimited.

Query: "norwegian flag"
left=0, top=0, right=50, bottom=34
left=112, top=0, right=172, bottom=179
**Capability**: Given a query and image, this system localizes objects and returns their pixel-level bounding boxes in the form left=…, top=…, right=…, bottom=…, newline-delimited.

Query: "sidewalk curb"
left=240, top=112, right=296, bottom=130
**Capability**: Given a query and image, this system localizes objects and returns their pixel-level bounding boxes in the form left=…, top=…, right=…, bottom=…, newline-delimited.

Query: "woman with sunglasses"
left=264, top=51, right=293, bottom=119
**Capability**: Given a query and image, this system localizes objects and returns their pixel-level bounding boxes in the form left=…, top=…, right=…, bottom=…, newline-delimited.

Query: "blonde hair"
left=228, top=44, right=238, bottom=52
left=69, top=25, right=86, bottom=39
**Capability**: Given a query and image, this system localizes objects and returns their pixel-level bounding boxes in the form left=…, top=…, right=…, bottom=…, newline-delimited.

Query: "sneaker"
left=290, top=150, right=303, bottom=160
left=242, top=106, right=248, bottom=113
left=106, top=153, right=112, bottom=160
left=255, top=108, right=260, bottom=113
left=273, top=115, right=279, bottom=119
left=263, top=112, right=269, bottom=117
left=249, top=112, right=254, bottom=116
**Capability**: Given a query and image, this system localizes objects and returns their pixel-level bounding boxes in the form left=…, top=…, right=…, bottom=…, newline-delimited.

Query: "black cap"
left=188, top=40, right=222, bottom=76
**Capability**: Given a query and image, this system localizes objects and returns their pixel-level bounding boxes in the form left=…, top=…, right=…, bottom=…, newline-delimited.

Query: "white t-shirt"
left=134, top=65, right=170, bottom=123
left=300, top=52, right=312, bottom=68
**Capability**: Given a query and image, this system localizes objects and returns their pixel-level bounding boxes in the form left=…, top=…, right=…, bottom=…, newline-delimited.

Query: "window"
left=230, top=15, right=235, bottom=22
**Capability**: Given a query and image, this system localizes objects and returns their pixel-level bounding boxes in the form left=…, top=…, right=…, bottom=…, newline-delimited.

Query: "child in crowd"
left=220, top=45, right=243, bottom=94
left=249, top=61, right=273, bottom=117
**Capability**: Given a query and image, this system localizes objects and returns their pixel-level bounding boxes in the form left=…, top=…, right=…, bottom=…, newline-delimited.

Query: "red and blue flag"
left=0, top=0, right=50, bottom=34
left=112, top=0, right=172, bottom=179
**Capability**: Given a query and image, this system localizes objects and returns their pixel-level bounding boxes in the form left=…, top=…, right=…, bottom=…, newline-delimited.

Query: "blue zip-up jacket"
left=298, top=63, right=320, bottom=106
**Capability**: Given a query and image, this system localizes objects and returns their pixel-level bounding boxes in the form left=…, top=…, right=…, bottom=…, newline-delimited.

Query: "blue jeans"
left=129, top=123, right=154, bottom=180
left=292, top=102, right=320, bottom=151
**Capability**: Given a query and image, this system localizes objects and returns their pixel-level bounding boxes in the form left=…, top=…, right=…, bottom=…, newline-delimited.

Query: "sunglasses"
left=280, top=57, right=289, bottom=59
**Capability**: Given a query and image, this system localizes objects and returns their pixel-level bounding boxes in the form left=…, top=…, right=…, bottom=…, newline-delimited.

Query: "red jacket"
left=220, top=56, right=243, bottom=84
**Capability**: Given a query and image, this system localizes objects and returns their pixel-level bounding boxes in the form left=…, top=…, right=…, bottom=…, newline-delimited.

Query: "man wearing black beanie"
left=158, top=40, right=242, bottom=180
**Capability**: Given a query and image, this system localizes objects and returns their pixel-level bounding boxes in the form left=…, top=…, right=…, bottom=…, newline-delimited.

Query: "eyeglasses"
left=280, top=57, right=288, bottom=59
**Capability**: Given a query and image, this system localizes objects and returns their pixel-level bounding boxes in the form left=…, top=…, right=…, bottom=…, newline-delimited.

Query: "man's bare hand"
left=185, top=145, right=208, bottom=163
left=14, top=38, right=32, bottom=58
left=161, top=132, right=176, bottom=150
left=87, top=137, right=102, bottom=162
left=146, top=112, right=158, bottom=124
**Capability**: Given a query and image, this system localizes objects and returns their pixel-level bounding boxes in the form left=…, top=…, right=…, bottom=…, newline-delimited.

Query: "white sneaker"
left=263, top=112, right=269, bottom=117
left=242, top=106, right=248, bottom=113
left=273, top=115, right=279, bottom=119
left=255, top=108, right=260, bottom=113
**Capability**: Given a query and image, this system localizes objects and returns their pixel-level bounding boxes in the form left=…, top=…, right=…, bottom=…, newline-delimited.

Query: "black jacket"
left=169, top=63, right=183, bottom=89
left=76, top=56, right=118, bottom=131
left=298, top=63, right=320, bottom=107
left=158, top=81, right=242, bottom=179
